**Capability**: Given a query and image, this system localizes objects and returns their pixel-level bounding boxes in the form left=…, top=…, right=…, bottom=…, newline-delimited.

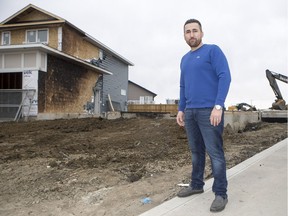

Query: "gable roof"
left=0, top=4, right=134, bottom=66
left=0, top=4, right=65, bottom=27
left=128, top=80, right=157, bottom=97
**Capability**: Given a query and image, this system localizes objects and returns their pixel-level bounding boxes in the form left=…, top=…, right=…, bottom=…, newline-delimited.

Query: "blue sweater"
left=178, top=44, right=231, bottom=112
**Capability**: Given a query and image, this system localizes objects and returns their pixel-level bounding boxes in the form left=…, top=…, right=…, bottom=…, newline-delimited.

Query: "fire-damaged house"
left=0, top=4, right=133, bottom=121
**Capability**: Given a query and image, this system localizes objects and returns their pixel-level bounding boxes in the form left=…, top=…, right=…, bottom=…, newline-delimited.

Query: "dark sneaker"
left=177, top=186, right=204, bottom=197
left=210, top=195, right=228, bottom=212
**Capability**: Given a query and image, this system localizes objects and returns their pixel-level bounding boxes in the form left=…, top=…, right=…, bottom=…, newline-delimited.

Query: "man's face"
left=184, top=22, right=203, bottom=49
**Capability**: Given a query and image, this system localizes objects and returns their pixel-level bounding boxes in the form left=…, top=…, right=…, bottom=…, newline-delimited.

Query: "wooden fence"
left=127, top=104, right=178, bottom=115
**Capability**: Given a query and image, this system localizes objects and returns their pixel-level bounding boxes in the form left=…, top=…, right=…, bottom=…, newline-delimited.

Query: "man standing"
left=176, top=19, right=231, bottom=212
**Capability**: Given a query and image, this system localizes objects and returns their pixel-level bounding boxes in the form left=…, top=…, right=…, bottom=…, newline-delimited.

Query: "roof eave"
left=0, top=44, right=113, bottom=75
left=0, top=20, right=65, bottom=29
left=128, top=80, right=157, bottom=97
left=83, top=33, right=134, bottom=66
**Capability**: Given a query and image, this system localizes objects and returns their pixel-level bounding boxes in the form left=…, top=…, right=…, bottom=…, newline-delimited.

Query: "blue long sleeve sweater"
left=178, top=44, right=231, bottom=112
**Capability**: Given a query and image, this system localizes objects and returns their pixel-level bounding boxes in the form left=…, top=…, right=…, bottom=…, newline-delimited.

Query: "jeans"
left=184, top=108, right=227, bottom=198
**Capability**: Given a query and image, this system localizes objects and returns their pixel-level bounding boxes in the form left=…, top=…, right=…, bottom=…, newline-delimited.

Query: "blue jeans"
left=184, top=108, right=227, bottom=198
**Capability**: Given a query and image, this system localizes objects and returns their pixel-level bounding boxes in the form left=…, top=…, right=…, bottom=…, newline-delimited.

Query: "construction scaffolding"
left=0, top=89, right=36, bottom=121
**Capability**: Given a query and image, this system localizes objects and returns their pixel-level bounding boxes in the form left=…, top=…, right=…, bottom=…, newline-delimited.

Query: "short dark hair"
left=184, top=19, right=202, bottom=31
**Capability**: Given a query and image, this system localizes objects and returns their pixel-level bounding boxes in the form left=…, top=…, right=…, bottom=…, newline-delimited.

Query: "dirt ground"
left=0, top=115, right=287, bottom=216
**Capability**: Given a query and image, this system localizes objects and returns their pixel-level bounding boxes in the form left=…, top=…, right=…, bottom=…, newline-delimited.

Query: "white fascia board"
left=0, top=44, right=113, bottom=75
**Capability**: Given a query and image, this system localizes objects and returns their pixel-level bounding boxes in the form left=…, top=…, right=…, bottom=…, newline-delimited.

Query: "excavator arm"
left=266, top=69, right=288, bottom=110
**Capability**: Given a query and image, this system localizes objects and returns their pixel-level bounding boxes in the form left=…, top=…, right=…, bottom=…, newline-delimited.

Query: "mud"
left=0, top=117, right=287, bottom=216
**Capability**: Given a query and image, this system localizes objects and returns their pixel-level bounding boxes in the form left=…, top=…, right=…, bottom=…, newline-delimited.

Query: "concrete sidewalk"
left=139, top=138, right=287, bottom=216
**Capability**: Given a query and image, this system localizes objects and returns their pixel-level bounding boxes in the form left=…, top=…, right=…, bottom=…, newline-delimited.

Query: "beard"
left=187, top=38, right=202, bottom=48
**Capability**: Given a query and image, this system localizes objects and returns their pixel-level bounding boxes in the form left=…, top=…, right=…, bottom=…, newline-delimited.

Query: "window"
left=121, top=89, right=126, bottom=96
left=27, top=30, right=36, bottom=43
left=26, top=29, right=48, bottom=43
left=38, top=29, right=48, bottom=42
left=2, top=32, right=10, bottom=45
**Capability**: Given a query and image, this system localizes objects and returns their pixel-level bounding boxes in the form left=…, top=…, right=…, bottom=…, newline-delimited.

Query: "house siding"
left=15, top=8, right=53, bottom=23
left=62, top=25, right=100, bottom=60
left=47, top=26, right=59, bottom=49
left=10, top=29, right=25, bottom=45
left=101, top=53, right=128, bottom=112
left=1, top=25, right=60, bottom=48
left=38, top=54, right=98, bottom=113
left=128, top=83, right=155, bottom=100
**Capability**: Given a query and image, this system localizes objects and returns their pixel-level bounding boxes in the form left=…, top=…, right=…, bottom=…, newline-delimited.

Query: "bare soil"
left=0, top=116, right=287, bottom=216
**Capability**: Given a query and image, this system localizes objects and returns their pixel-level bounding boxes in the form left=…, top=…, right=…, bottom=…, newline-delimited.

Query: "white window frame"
left=2, top=31, right=11, bottom=45
left=121, top=89, right=126, bottom=96
left=26, top=29, right=49, bottom=44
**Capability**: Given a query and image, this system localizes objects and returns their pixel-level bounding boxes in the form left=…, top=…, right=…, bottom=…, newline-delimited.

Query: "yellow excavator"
left=266, top=69, right=288, bottom=110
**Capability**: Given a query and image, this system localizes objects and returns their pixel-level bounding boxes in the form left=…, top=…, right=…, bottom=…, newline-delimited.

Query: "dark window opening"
left=0, top=72, right=23, bottom=119
left=0, top=72, right=22, bottom=89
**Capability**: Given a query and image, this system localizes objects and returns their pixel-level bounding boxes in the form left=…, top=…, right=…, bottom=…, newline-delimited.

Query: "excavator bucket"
left=272, top=99, right=287, bottom=110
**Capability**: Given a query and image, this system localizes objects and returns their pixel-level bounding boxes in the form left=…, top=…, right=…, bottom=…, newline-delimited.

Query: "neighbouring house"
left=127, top=80, right=157, bottom=104
left=127, top=80, right=178, bottom=115
left=0, top=4, right=133, bottom=121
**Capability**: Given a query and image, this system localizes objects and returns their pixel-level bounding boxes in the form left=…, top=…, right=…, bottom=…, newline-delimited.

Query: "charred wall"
left=38, top=54, right=99, bottom=113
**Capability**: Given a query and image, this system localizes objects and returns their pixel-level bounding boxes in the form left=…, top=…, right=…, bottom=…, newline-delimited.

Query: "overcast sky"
left=1, top=0, right=287, bottom=109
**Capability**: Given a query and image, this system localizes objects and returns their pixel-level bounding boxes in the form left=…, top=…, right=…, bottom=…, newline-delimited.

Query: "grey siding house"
left=83, top=34, right=133, bottom=114
left=128, top=81, right=157, bottom=104
left=96, top=53, right=130, bottom=112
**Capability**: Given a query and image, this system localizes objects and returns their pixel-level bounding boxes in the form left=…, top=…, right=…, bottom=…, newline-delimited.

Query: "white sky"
left=0, top=0, right=287, bottom=109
